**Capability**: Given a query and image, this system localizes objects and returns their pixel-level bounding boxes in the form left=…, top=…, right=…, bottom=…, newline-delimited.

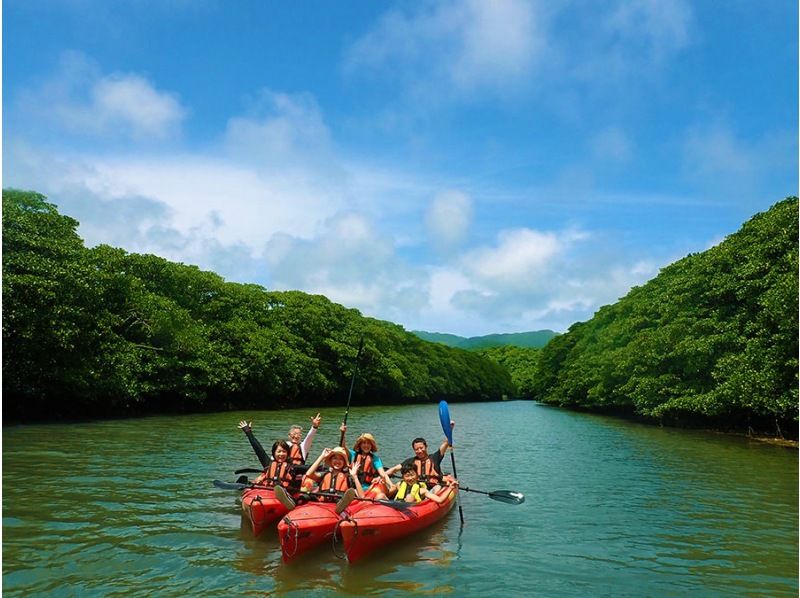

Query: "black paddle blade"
left=488, top=490, right=525, bottom=505
left=235, top=468, right=264, bottom=475
left=214, top=479, right=247, bottom=490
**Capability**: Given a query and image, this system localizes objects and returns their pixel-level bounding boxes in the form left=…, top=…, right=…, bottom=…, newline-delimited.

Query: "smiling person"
left=251, top=440, right=294, bottom=489
left=275, top=446, right=364, bottom=509
left=238, top=414, right=321, bottom=466
left=385, top=462, right=457, bottom=504
left=340, top=425, right=392, bottom=497
left=386, top=421, right=454, bottom=493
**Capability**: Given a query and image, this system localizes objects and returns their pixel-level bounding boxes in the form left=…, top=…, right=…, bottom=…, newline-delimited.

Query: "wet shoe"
left=274, top=485, right=296, bottom=510
left=335, top=488, right=357, bottom=515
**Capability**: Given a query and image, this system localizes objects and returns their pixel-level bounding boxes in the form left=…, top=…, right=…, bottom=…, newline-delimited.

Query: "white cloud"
left=463, top=228, right=561, bottom=287
left=425, top=190, right=473, bottom=252
left=344, top=0, right=547, bottom=98
left=264, top=213, right=429, bottom=319
left=223, top=90, right=339, bottom=176
left=17, top=51, right=186, bottom=141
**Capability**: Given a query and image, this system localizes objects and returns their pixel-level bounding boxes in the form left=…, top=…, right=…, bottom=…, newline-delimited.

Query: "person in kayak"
left=339, top=426, right=392, bottom=497
left=386, top=463, right=456, bottom=504
left=250, top=440, right=294, bottom=489
left=275, top=446, right=364, bottom=509
left=386, top=422, right=454, bottom=492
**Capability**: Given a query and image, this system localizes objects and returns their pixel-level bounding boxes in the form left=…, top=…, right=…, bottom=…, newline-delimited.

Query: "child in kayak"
left=384, top=463, right=457, bottom=504
left=385, top=424, right=453, bottom=493
left=339, top=426, right=392, bottom=497
left=275, top=446, right=363, bottom=509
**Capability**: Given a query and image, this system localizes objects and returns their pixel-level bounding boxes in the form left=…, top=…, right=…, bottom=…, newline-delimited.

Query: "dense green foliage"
left=476, top=345, right=540, bottom=398
left=413, top=329, right=557, bottom=350
left=533, top=197, right=799, bottom=437
left=3, top=189, right=514, bottom=421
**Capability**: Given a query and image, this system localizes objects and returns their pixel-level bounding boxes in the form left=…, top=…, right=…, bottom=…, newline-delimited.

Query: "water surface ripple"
left=4, top=402, right=797, bottom=596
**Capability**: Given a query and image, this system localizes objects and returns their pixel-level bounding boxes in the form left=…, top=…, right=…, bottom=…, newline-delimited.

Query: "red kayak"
left=277, top=480, right=388, bottom=562
left=277, top=500, right=342, bottom=562
left=241, top=487, right=293, bottom=537
left=338, top=485, right=458, bottom=563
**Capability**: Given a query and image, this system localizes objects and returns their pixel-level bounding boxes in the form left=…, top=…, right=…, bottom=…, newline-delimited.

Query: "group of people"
left=237, top=413, right=458, bottom=510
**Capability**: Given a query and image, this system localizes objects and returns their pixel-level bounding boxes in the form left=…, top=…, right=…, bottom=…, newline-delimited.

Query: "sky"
left=4, top=0, right=798, bottom=337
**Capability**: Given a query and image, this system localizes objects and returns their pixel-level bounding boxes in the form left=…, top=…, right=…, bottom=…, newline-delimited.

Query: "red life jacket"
left=317, top=471, right=350, bottom=502
left=352, top=451, right=376, bottom=485
left=414, top=457, right=440, bottom=485
left=289, top=442, right=304, bottom=465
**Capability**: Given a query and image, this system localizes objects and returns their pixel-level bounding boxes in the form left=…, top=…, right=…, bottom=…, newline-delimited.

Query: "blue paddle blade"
left=438, top=400, right=453, bottom=444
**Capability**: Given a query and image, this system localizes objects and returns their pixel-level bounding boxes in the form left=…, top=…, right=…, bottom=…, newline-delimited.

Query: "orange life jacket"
left=289, top=442, right=304, bottom=465
left=317, top=471, right=350, bottom=501
left=352, top=451, right=376, bottom=485
left=414, top=457, right=440, bottom=485
left=255, top=460, right=293, bottom=488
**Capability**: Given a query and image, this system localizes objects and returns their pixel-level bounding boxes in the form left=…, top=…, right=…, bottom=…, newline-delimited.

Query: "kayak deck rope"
left=332, top=515, right=356, bottom=561
left=332, top=516, right=353, bottom=560
left=251, top=494, right=264, bottom=528
left=282, top=517, right=300, bottom=558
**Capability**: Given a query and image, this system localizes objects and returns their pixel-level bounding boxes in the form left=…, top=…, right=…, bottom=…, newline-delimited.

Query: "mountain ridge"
left=411, top=329, right=558, bottom=350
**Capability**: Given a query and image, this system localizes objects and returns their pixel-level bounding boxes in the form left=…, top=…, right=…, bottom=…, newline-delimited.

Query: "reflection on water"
left=3, top=402, right=798, bottom=596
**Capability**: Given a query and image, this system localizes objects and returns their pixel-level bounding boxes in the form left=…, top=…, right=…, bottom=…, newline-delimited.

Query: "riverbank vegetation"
left=532, top=197, right=798, bottom=439
left=3, top=189, right=514, bottom=422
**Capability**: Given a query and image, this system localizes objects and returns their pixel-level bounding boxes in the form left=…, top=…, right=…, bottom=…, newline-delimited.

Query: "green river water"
left=3, top=401, right=798, bottom=596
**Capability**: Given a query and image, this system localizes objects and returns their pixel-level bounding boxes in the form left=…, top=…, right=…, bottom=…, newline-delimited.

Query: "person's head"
left=411, top=437, right=428, bottom=459
left=288, top=425, right=303, bottom=443
left=401, top=463, right=419, bottom=485
left=324, top=447, right=349, bottom=471
left=353, top=433, right=378, bottom=453
left=272, top=440, right=291, bottom=462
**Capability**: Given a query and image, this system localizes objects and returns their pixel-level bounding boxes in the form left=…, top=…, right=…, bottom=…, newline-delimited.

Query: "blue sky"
left=4, top=0, right=798, bottom=336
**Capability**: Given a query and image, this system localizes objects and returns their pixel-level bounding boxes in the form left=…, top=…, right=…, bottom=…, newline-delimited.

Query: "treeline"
left=532, top=197, right=798, bottom=438
left=3, top=189, right=514, bottom=422
left=476, top=346, right=540, bottom=399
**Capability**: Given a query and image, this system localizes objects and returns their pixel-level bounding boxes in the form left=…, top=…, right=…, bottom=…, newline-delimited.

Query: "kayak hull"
left=277, top=501, right=342, bottom=562
left=275, top=480, right=388, bottom=562
left=241, top=488, right=290, bottom=537
left=339, top=486, right=458, bottom=563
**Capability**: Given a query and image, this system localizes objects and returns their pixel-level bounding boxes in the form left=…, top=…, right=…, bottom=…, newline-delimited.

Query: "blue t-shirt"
left=348, top=449, right=383, bottom=489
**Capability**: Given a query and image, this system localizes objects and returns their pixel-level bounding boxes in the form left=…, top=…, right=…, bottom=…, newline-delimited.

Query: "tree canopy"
left=3, top=189, right=514, bottom=422
left=532, top=197, right=798, bottom=438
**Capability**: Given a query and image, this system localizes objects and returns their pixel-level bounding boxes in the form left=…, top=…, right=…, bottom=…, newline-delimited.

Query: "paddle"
left=459, top=487, right=525, bottom=505
left=334, top=488, right=413, bottom=514
left=234, top=468, right=263, bottom=475
left=214, top=479, right=269, bottom=491
left=438, top=400, right=464, bottom=525
left=339, top=337, right=365, bottom=448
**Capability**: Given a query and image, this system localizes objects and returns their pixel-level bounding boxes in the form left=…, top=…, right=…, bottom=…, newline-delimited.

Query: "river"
left=3, top=401, right=797, bottom=596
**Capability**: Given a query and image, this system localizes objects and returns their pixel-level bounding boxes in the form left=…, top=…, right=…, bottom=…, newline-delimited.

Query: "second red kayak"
left=338, top=485, right=458, bottom=563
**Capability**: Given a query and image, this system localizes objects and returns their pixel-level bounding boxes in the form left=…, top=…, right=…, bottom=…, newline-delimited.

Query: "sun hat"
left=323, top=446, right=350, bottom=465
left=353, top=433, right=378, bottom=452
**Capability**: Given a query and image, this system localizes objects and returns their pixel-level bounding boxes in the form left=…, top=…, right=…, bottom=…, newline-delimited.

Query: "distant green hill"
left=412, top=330, right=558, bottom=350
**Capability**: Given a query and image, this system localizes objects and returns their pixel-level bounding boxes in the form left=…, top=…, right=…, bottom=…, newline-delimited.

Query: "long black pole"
left=339, top=337, right=364, bottom=447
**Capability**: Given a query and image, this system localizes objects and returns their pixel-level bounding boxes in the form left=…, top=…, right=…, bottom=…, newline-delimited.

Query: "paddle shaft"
left=339, top=338, right=364, bottom=447
left=438, top=400, right=464, bottom=525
